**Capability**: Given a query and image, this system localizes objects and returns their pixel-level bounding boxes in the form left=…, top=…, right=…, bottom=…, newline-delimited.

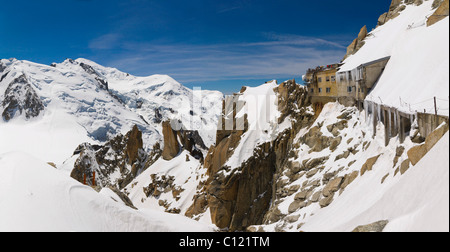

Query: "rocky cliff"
left=71, top=125, right=148, bottom=189
left=186, top=79, right=315, bottom=231
left=1, top=74, right=44, bottom=121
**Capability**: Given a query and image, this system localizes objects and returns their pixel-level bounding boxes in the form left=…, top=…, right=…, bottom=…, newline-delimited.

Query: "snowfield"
left=340, top=1, right=449, bottom=116
left=0, top=58, right=222, bottom=164
left=0, top=0, right=448, bottom=233
left=0, top=152, right=214, bottom=232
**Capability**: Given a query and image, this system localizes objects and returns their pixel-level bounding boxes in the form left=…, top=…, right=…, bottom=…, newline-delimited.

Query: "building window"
left=347, top=86, right=352, bottom=93
left=326, top=76, right=330, bottom=82
left=319, top=88, right=322, bottom=93
left=318, top=77, right=322, bottom=83
left=326, top=87, right=331, bottom=93
left=331, top=76, right=336, bottom=82
left=311, top=88, right=314, bottom=93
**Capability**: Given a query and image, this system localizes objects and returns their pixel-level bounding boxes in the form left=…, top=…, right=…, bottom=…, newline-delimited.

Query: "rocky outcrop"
left=162, top=121, right=181, bottom=160
left=378, top=0, right=425, bottom=27
left=187, top=79, right=314, bottom=231
left=79, top=62, right=109, bottom=90
left=360, top=154, right=382, bottom=176
left=71, top=125, right=148, bottom=189
left=343, top=26, right=367, bottom=60
left=352, top=220, right=389, bottom=232
left=1, top=74, right=44, bottom=121
left=407, top=122, right=449, bottom=165
left=161, top=120, right=207, bottom=161
left=427, top=0, right=449, bottom=26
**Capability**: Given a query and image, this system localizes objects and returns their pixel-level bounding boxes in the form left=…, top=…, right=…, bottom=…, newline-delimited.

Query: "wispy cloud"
left=88, top=32, right=347, bottom=85
left=89, top=33, right=122, bottom=50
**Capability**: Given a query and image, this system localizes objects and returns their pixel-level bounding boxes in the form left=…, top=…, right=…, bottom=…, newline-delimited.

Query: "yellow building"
left=303, top=56, right=390, bottom=114
left=303, top=64, right=341, bottom=114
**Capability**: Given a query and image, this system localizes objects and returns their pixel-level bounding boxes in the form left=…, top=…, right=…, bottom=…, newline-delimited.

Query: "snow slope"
left=125, top=150, right=210, bottom=220
left=0, top=151, right=214, bottom=232
left=340, top=1, right=449, bottom=116
left=223, top=80, right=286, bottom=171
left=0, top=58, right=155, bottom=164
left=254, top=102, right=448, bottom=232
left=75, top=58, right=223, bottom=148
left=0, top=58, right=223, bottom=164
left=301, top=131, right=449, bottom=232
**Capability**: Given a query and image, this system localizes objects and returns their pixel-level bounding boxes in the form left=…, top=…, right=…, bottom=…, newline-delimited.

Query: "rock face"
left=1, top=74, right=44, bottom=121
left=343, top=26, right=368, bottom=60
left=407, top=123, right=449, bottom=165
left=161, top=120, right=207, bottom=161
left=360, top=154, right=382, bottom=176
left=427, top=0, right=449, bottom=26
left=352, top=220, right=389, bottom=232
left=187, top=79, right=314, bottom=231
left=378, top=0, right=426, bottom=27
left=162, top=121, right=181, bottom=160
left=71, top=125, right=148, bottom=189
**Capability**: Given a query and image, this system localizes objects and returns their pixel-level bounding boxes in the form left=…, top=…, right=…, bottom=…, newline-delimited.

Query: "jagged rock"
left=263, top=206, right=285, bottom=224
left=329, top=136, right=342, bottom=152
left=352, top=220, right=389, bottom=232
left=107, top=186, right=137, bottom=210
left=303, top=156, right=329, bottom=171
left=294, top=190, right=308, bottom=201
left=71, top=125, right=147, bottom=189
left=79, top=62, right=109, bottom=90
left=285, top=214, right=300, bottom=223
left=393, top=145, right=405, bottom=167
left=310, top=191, right=322, bottom=202
left=407, top=144, right=427, bottom=166
left=344, top=26, right=368, bottom=59
left=400, top=159, right=411, bottom=175
left=340, top=171, right=359, bottom=192
left=185, top=194, right=208, bottom=218
left=161, top=120, right=181, bottom=160
left=288, top=200, right=307, bottom=213
left=2, top=74, right=44, bottom=121
left=427, top=0, right=449, bottom=26
left=381, top=173, right=390, bottom=184
left=322, top=177, right=344, bottom=197
left=410, top=129, right=425, bottom=143
left=319, top=195, right=334, bottom=208
left=407, top=123, right=449, bottom=165
left=360, top=154, right=382, bottom=176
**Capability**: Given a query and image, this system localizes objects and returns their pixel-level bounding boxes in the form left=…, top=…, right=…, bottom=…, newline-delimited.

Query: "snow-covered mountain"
left=0, top=58, right=222, bottom=164
left=0, top=0, right=448, bottom=232
left=74, top=58, right=223, bottom=148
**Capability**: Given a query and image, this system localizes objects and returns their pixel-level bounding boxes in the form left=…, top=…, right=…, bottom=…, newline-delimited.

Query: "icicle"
left=388, top=107, right=392, bottom=138
left=393, top=109, right=397, bottom=133
left=377, top=103, right=381, bottom=122
left=364, top=100, right=369, bottom=123
left=372, top=102, right=376, bottom=122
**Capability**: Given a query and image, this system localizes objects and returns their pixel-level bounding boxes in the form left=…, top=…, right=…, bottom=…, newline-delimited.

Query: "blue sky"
left=0, top=0, right=391, bottom=93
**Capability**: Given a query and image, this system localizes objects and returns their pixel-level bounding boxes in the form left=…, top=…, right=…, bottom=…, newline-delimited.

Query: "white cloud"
left=89, top=32, right=347, bottom=83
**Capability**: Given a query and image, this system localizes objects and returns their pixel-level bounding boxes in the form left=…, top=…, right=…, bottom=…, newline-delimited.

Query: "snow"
left=0, top=151, right=213, bottom=232
left=0, top=58, right=223, bottom=164
left=301, top=131, right=449, bottom=232
left=340, top=2, right=449, bottom=116
left=0, top=58, right=158, bottom=163
left=223, top=80, right=282, bottom=171
left=256, top=102, right=448, bottom=232
left=125, top=150, right=209, bottom=219
left=74, top=58, right=223, bottom=148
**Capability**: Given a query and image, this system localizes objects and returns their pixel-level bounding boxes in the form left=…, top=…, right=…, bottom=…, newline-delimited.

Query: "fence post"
left=434, top=96, right=437, bottom=116
left=83, top=173, right=86, bottom=185
left=92, top=171, right=96, bottom=186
